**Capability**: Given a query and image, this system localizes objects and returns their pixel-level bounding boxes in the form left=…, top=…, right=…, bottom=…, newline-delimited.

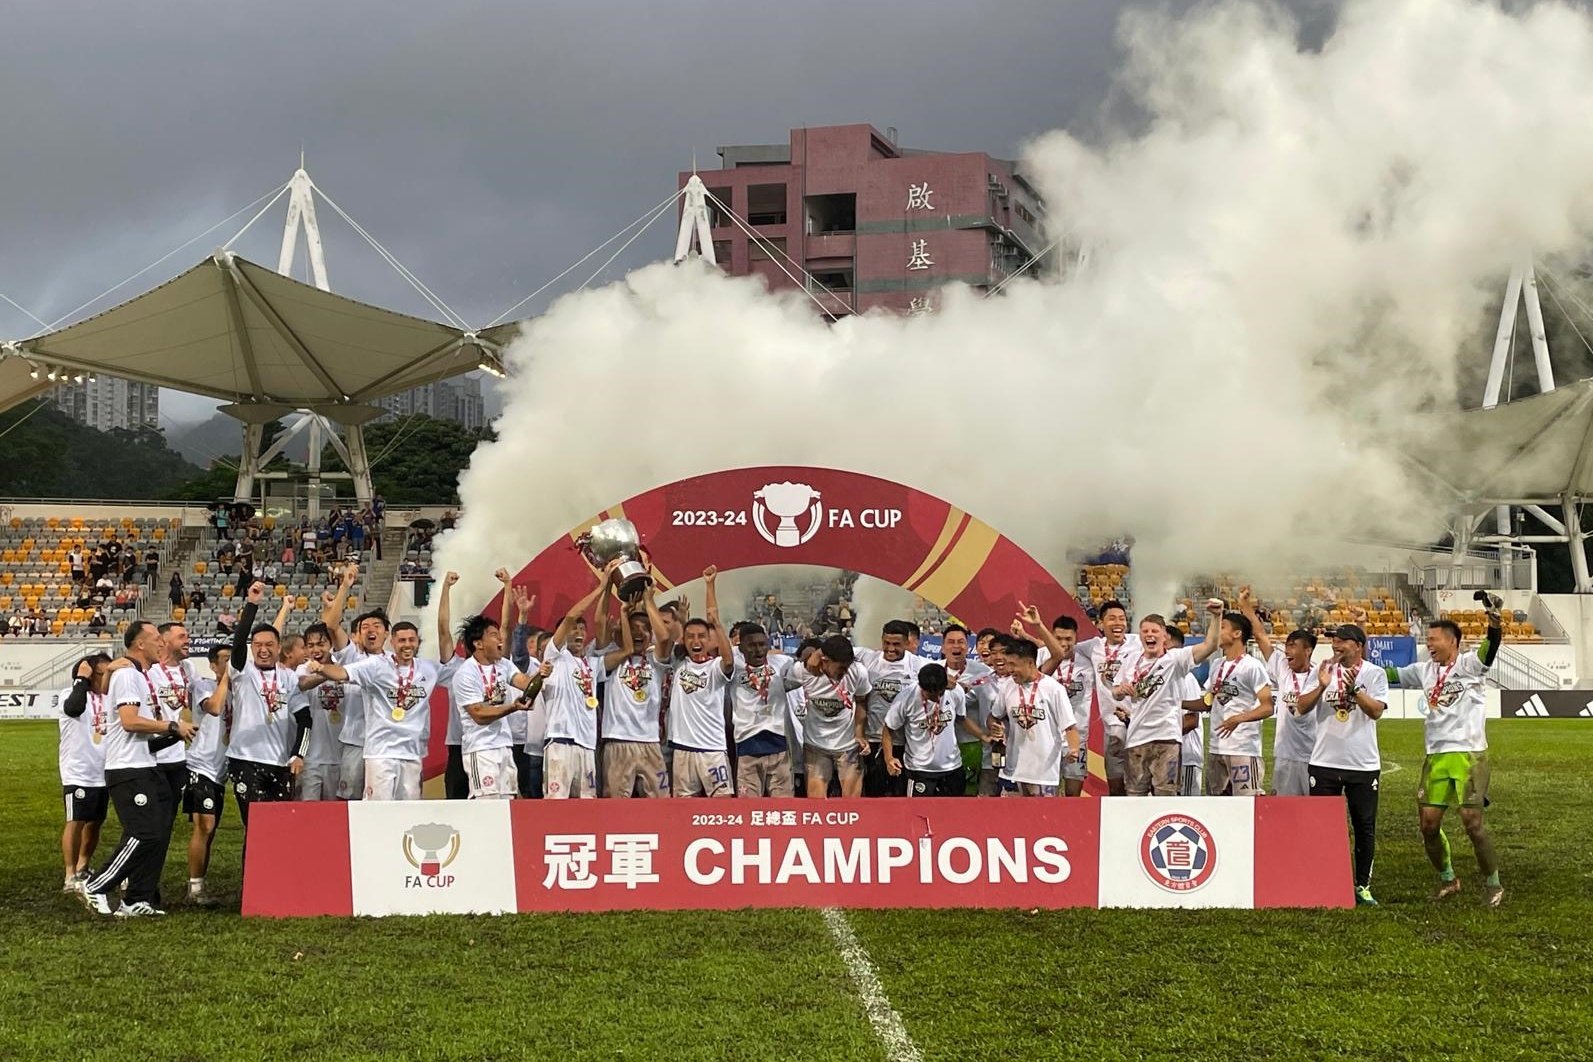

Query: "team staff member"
left=1295, top=622, right=1389, bottom=907
left=79, top=621, right=197, bottom=917
left=1389, top=607, right=1504, bottom=907
left=59, top=653, right=113, bottom=892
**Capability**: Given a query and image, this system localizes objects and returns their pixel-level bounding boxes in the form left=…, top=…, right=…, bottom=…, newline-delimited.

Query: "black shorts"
left=62, top=785, right=108, bottom=823
left=227, top=758, right=293, bottom=803
left=907, top=767, right=967, bottom=797
left=184, top=772, right=226, bottom=818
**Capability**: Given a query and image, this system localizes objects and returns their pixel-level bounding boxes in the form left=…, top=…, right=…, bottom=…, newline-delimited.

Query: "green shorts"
left=1417, top=751, right=1490, bottom=808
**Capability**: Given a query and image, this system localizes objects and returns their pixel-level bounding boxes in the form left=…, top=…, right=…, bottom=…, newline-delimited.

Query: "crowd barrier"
left=242, top=797, right=1352, bottom=917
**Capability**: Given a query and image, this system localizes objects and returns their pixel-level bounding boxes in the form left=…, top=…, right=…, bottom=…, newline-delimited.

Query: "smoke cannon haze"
left=434, top=0, right=1593, bottom=622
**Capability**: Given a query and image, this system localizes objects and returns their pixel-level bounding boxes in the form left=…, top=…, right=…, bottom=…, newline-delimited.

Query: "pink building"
left=678, top=123, right=1048, bottom=316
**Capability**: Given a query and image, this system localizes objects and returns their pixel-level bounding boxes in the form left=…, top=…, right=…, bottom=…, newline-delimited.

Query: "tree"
left=0, top=400, right=199, bottom=497
left=321, top=415, right=492, bottom=504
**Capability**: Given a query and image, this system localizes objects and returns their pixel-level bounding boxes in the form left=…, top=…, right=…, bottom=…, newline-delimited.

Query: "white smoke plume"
left=435, top=0, right=1593, bottom=623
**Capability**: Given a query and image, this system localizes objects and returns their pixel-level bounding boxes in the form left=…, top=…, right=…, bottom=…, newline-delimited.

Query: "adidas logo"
left=1514, top=695, right=1550, bottom=717
left=1581, top=703, right=1593, bottom=718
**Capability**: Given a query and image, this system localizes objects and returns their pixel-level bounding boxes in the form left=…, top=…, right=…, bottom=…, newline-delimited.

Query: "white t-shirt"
left=103, top=665, right=160, bottom=772
left=344, top=654, right=442, bottom=761
left=945, top=658, right=995, bottom=744
left=1266, top=647, right=1319, bottom=764
left=884, top=684, right=966, bottom=773
left=793, top=662, right=873, bottom=753
left=333, top=643, right=376, bottom=749
left=1179, top=675, right=1205, bottom=768
left=187, top=674, right=228, bottom=783
left=147, top=659, right=197, bottom=765
left=1205, top=653, right=1272, bottom=758
left=298, top=665, right=347, bottom=767
left=991, top=673, right=1075, bottom=786
left=450, top=656, right=524, bottom=755
left=856, top=648, right=925, bottom=739
left=1398, top=653, right=1490, bottom=754
left=666, top=654, right=734, bottom=753
left=730, top=654, right=798, bottom=746
left=601, top=652, right=666, bottom=744
left=1078, top=635, right=1141, bottom=736
left=1049, top=652, right=1094, bottom=747
left=1307, top=660, right=1389, bottom=771
left=543, top=644, right=601, bottom=751
left=227, top=660, right=308, bottom=767
left=58, top=685, right=108, bottom=787
left=1119, top=646, right=1196, bottom=748
left=438, top=654, right=466, bottom=745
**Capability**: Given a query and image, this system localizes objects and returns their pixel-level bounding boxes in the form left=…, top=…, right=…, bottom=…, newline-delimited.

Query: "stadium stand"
left=1078, top=563, right=1132, bottom=614
left=0, top=514, right=177, bottom=640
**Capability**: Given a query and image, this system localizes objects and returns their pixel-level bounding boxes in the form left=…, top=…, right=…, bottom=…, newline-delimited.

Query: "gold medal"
left=1202, top=692, right=1213, bottom=707
left=632, top=688, right=647, bottom=703
left=91, top=730, right=103, bottom=745
left=585, top=695, right=599, bottom=709
left=1334, top=708, right=1350, bottom=723
left=392, top=707, right=406, bottom=721
left=330, top=710, right=341, bottom=725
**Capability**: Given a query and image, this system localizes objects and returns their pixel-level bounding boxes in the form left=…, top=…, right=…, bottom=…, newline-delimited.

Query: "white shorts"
left=543, top=743, right=596, bottom=799
left=364, top=757, right=421, bottom=801
left=296, top=762, right=340, bottom=801
left=337, top=744, right=365, bottom=800
left=464, top=747, right=517, bottom=799
left=671, top=749, right=732, bottom=798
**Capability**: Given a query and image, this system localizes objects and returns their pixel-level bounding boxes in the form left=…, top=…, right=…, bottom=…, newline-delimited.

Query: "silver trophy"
left=575, top=518, right=652, bottom=601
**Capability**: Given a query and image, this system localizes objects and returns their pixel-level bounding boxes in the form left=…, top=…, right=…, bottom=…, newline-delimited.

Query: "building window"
left=804, top=193, right=856, bottom=235
left=706, top=188, right=734, bottom=228
left=712, top=240, right=733, bottom=268
left=749, top=236, right=787, bottom=262
left=809, top=268, right=853, bottom=293
left=747, top=183, right=788, bottom=226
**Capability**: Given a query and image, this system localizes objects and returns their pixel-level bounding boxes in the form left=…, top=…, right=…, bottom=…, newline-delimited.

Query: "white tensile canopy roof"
left=1419, top=377, right=1593, bottom=502
left=0, top=354, right=55, bottom=418
left=4, top=251, right=501, bottom=416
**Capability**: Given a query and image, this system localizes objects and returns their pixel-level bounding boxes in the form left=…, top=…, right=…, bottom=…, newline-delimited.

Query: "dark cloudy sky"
left=0, top=0, right=1334, bottom=422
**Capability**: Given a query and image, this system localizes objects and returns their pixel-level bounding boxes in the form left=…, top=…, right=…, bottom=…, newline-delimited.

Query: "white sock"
left=188, top=877, right=203, bottom=894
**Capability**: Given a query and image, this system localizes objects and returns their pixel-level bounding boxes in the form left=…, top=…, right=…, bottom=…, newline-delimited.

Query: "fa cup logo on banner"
left=403, top=822, right=461, bottom=888
left=753, top=482, right=823, bottom=548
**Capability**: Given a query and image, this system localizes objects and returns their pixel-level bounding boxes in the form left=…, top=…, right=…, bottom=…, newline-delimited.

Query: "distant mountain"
left=168, top=413, right=309, bottom=466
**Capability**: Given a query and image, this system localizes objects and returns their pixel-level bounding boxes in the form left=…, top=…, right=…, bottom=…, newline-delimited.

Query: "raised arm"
left=592, top=565, right=619, bottom=655
left=496, top=568, right=513, bottom=633
left=321, top=564, right=359, bottom=651
left=1190, top=601, right=1223, bottom=664
left=437, top=570, right=459, bottom=662
left=272, top=593, right=293, bottom=638
left=643, top=584, right=673, bottom=659
left=1478, top=599, right=1502, bottom=668
left=232, top=581, right=265, bottom=670
left=203, top=669, right=230, bottom=716
left=1238, top=586, right=1275, bottom=662
left=704, top=566, right=735, bottom=676
left=1016, top=603, right=1067, bottom=673
left=552, top=566, right=614, bottom=650
left=602, top=607, right=637, bottom=672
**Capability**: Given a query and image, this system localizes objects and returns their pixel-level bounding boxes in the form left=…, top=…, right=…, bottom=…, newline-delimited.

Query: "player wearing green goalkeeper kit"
left=1385, top=601, right=1503, bottom=908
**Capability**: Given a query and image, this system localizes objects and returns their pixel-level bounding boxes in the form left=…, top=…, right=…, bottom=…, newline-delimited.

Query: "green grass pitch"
left=2, top=719, right=1591, bottom=1060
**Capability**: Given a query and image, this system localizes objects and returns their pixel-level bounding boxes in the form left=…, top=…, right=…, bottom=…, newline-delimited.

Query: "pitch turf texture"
left=3, top=721, right=1591, bottom=1061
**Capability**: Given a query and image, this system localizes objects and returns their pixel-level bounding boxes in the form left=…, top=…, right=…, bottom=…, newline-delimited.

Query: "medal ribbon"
left=394, top=657, right=417, bottom=713
left=921, top=689, right=942, bottom=733
left=1429, top=659, right=1455, bottom=710
left=261, top=668, right=280, bottom=719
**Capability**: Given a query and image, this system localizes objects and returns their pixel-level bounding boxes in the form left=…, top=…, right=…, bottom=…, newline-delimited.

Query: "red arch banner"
left=426, top=466, right=1100, bottom=786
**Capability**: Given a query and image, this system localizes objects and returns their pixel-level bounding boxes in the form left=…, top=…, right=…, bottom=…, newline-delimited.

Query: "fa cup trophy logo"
left=753, top=482, right=823, bottom=548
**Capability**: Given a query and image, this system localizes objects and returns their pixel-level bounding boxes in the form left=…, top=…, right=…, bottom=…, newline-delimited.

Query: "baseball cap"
left=1330, top=623, right=1367, bottom=645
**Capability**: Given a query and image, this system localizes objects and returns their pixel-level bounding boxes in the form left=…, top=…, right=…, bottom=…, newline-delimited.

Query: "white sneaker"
left=79, top=889, right=113, bottom=916
left=113, top=901, right=166, bottom=918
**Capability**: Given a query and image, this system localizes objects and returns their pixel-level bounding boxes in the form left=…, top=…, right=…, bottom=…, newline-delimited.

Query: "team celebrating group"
left=56, top=558, right=1506, bottom=914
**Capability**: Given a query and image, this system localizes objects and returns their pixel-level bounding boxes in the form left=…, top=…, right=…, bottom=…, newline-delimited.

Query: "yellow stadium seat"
left=172, top=606, right=186, bottom=622
left=153, top=528, right=166, bottom=540
left=194, top=561, right=207, bottom=575
left=295, top=595, right=309, bottom=610
left=274, top=585, right=288, bottom=598
left=346, top=597, right=358, bottom=610
left=52, top=621, right=65, bottom=636
left=221, top=583, right=234, bottom=598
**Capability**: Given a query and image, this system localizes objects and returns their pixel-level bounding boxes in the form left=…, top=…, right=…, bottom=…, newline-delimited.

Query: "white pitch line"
left=821, top=907, right=924, bottom=1062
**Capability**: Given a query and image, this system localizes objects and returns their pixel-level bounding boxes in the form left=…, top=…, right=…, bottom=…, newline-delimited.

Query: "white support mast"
left=232, top=160, right=374, bottom=518
left=673, top=174, right=717, bottom=266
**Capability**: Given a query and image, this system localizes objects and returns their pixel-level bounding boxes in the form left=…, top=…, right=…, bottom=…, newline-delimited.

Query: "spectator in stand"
left=95, top=573, right=115, bottom=600
left=30, top=610, right=49, bottom=636
left=89, top=548, right=108, bottom=584
left=351, top=516, right=366, bottom=557
left=188, top=586, right=206, bottom=611
left=7, top=610, right=23, bottom=637
left=168, top=572, right=185, bottom=616
left=216, top=609, right=237, bottom=635
left=142, top=546, right=159, bottom=591
left=440, top=509, right=457, bottom=532
left=372, top=494, right=385, bottom=526
left=300, top=522, right=316, bottom=561
left=104, top=533, right=122, bottom=563
left=113, top=585, right=135, bottom=612
left=69, top=547, right=86, bottom=587
left=281, top=543, right=295, bottom=573
left=236, top=538, right=254, bottom=573
left=88, top=607, right=107, bottom=630
left=215, top=505, right=230, bottom=540
left=119, top=552, right=137, bottom=585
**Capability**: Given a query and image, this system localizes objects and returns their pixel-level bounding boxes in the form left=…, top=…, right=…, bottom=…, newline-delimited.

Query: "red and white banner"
left=242, top=797, right=1352, bottom=917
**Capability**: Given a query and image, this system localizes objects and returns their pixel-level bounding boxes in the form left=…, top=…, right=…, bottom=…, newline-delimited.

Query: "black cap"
left=1330, top=623, right=1367, bottom=645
